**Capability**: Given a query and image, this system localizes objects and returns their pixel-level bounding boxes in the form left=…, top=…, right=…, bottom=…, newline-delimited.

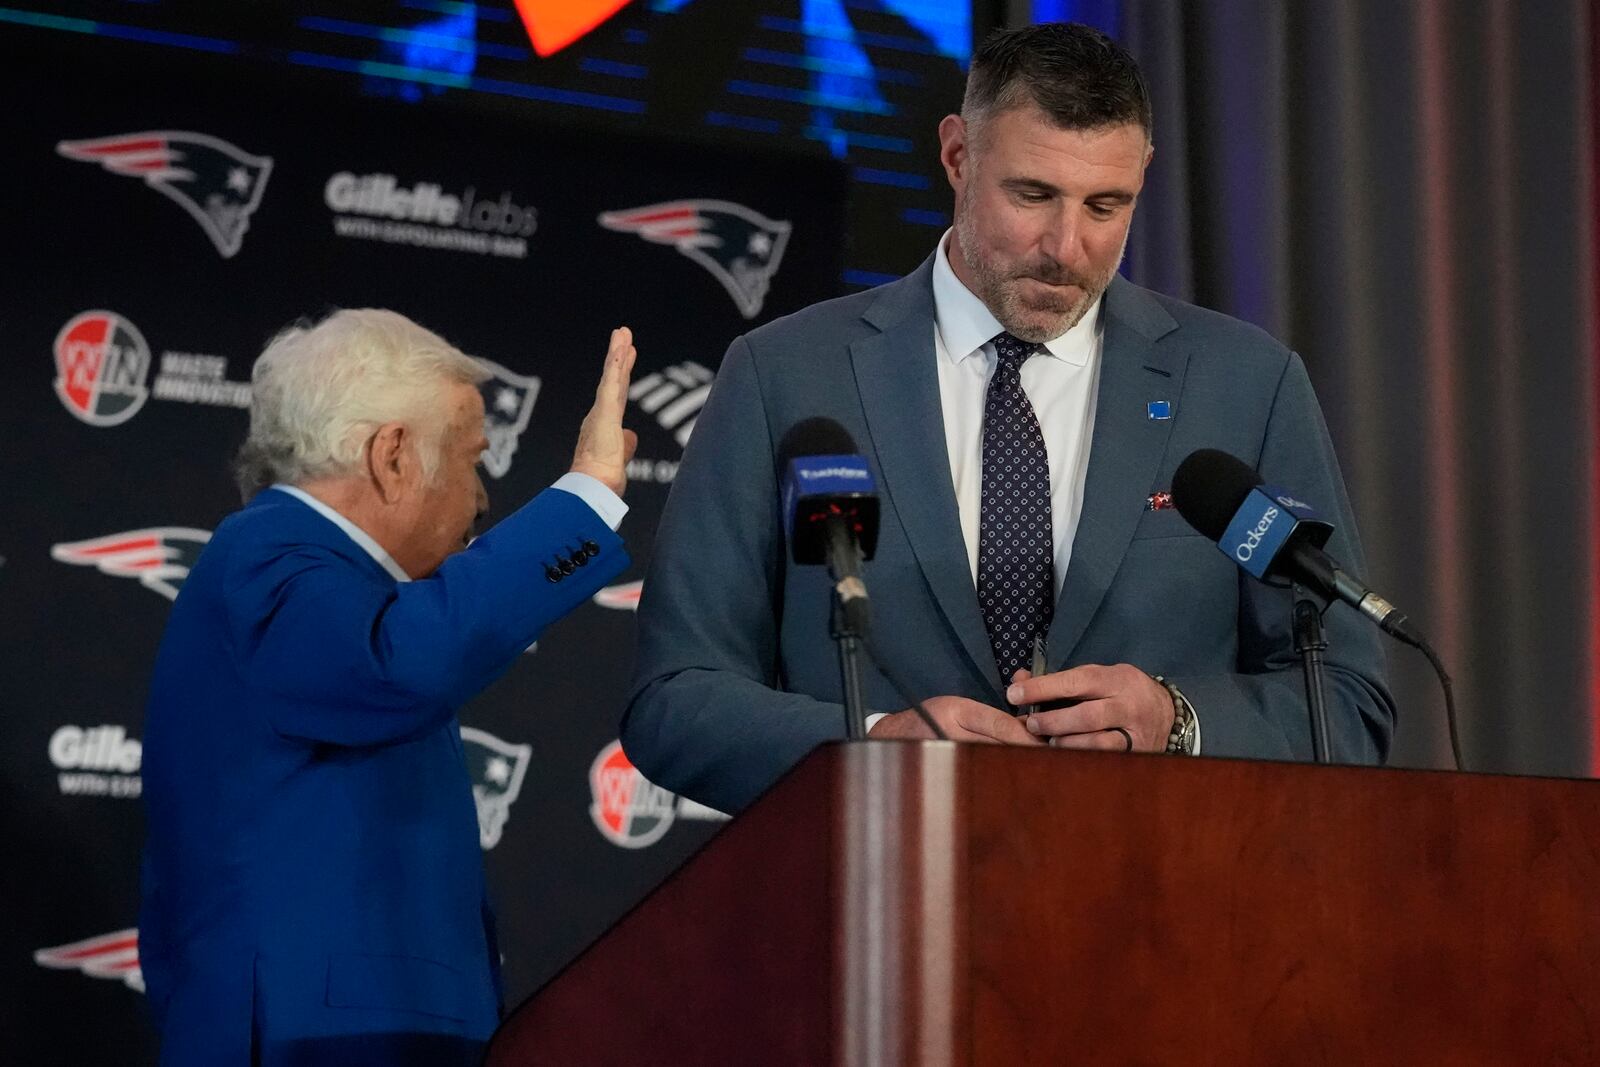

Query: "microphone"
left=776, top=418, right=877, bottom=739
left=777, top=418, right=880, bottom=598
left=1171, top=448, right=1462, bottom=772
left=775, top=418, right=947, bottom=742
left=1171, top=449, right=1423, bottom=647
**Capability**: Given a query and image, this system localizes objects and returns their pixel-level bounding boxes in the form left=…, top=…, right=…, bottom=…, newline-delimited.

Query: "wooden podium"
left=488, top=743, right=1600, bottom=1065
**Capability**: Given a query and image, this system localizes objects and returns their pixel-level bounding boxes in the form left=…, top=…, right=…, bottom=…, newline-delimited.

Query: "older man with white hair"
left=138, top=309, right=638, bottom=1066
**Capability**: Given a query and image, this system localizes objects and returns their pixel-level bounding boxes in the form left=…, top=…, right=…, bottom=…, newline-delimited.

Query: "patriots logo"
left=51, top=528, right=212, bottom=601
left=598, top=200, right=791, bottom=319
left=593, top=579, right=643, bottom=612
left=475, top=357, right=542, bottom=480
left=35, top=929, right=143, bottom=992
left=56, top=131, right=273, bottom=258
left=460, top=726, right=532, bottom=849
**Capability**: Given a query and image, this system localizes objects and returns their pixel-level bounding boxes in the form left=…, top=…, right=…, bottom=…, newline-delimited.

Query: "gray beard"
left=953, top=204, right=1125, bottom=344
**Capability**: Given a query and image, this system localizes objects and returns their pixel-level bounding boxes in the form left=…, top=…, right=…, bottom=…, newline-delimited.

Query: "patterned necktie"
left=978, top=331, right=1055, bottom=686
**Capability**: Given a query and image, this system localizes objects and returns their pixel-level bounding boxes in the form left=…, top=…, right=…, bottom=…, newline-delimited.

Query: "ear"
left=365, top=421, right=414, bottom=504
left=938, top=114, right=970, bottom=193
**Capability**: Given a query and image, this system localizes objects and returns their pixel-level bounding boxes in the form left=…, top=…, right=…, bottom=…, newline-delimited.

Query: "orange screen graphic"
left=513, top=0, right=633, bottom=57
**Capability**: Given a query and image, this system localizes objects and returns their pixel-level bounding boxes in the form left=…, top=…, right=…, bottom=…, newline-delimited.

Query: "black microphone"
left=776, top=418, right=877, bottom=740
left=775, top=418, right=947, bottom=742
left=776, top=418, right=880, bottom=604
left=1172, top=447, right=1463, bottom=772
left=1171, top=448, right=1424, bottom=647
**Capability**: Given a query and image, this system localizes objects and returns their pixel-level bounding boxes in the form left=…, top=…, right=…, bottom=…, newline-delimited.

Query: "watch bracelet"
left=1152, top=674, right=1195, bottom=755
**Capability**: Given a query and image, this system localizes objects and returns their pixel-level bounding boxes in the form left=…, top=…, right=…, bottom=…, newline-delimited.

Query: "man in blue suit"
left=623, top=23, right=1393, bottom=815
left=139, top=309, right=638, bottom=1065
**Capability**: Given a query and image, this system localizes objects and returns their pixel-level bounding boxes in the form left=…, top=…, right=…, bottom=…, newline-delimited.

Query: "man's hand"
left=868, top=695, right=1045, bottom=745
left=570, top=327, right=639, bottom=496
left=1006, top=664, right=1175, bottom=751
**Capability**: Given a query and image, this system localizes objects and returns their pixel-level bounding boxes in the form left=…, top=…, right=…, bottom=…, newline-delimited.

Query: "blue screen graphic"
left=1, top=0, right=973, bottom=287
left=0, top=2, right=968, bottom=134
left=3, top=0, right=972, bottom=287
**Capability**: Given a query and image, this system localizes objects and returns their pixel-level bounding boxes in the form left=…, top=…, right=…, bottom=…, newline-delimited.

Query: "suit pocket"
left=325, top=952, right=467, bottom=1021
left=1130, top=507, right=1204, bottom=541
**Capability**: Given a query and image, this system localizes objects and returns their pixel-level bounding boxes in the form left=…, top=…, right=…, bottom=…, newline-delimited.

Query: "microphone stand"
left=1292, top=584, right=1333, bottom=763
left=825, top=515, right=869, bottom=740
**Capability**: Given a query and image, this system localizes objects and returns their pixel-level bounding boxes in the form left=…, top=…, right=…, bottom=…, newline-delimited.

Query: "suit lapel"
left=1048, top=276, right=1185, bottom=664
left=852, top=258, right=1004, bottom=698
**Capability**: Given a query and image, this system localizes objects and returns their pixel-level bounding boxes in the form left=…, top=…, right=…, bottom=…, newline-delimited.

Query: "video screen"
left=3, top=1, right=980, bottom=283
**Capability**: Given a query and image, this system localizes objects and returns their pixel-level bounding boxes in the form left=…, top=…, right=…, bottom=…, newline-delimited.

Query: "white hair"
left=234, top=308, right=489, bottom=500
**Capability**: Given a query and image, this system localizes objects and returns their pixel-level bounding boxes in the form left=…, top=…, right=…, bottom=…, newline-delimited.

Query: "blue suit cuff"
left=552, top=472, right=627, bottom=531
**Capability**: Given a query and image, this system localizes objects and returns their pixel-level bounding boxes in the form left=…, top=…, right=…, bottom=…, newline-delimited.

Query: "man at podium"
left=623, top=23, right=1392, bottom=815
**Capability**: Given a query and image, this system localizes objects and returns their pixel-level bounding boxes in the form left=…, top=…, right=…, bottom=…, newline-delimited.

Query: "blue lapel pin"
left=1147, top=400, right=1172, bottom=420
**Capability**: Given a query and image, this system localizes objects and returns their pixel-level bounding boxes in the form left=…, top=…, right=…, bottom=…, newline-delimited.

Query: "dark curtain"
left=1028, top=1, right=1597, bottom=775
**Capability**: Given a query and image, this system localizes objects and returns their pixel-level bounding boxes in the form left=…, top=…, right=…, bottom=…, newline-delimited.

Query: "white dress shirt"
left=862, top=237, right=1101, bottom=737
left=271, top=471, right=626, bottom=581
left=931, top=231, right=1103, bottom=597
left=921, top=234, right=1201, bottom=752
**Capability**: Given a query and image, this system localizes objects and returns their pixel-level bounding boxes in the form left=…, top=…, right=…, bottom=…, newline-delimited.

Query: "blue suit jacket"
left=623, top=259, right=1394, bottom=814
left=139, top=486, right=626, bottom=1066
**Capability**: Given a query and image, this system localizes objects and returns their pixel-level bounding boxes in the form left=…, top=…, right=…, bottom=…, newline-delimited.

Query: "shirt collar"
left=269, top=484, right=411, bottom=583
left=931, top=229, right=1103, bottom=368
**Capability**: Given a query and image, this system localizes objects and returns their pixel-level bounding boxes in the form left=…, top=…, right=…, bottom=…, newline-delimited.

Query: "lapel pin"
left=1147, top=491, right=1175, bottom=511
left=1147, top=400, right=1172, bottom=420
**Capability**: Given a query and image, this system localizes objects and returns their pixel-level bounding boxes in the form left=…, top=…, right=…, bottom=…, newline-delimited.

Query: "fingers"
left=1018, top=667, right=1173, bottom=752
left=1009, top=668, right=1034, bottom=712
left=1048, top=730, right=1135, bottom=751
left=885, top=677, right=1158, bottom=752
left=1024, top=697, right=1114, bottom=737
left=942, top=727, right=1006, bottom=744
left=570, top=329, right=640, bottom=496
left=616, top=329, right=637, bottom=404
left=873, top=706, right=984, bottom=742
left=910, top=697, right=1045, bottom=745
left=595, top=327, right=636, bottom=411
left=1005, top=663, right=1116, bottom=708
left=957, top=702, right=1045, bottom=746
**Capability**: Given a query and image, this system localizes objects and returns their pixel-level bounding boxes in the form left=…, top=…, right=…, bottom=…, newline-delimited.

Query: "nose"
left=1041, top=205, right=1085, bottom=270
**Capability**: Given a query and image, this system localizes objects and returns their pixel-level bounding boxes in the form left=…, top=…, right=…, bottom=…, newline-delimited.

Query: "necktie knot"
left=993, top=331, right=1041, bottom=371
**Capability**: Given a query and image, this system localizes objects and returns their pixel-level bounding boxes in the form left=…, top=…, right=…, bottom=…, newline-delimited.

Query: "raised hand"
left=570, top=327, right=639, bottom=496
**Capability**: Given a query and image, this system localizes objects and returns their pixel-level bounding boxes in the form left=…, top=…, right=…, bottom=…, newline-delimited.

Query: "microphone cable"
left=1393, top=629, right=1464, bottom=772
left=1173, top=447, right=1465, bottom=773
left=859, top=636, right=949, bottom=741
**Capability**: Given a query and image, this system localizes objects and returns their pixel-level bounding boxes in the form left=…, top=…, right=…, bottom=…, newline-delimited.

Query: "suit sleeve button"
left=559, top=557, right=576, bottom=575
left=545, top=566, right=562, bottom=583
left=583, top=540, right=600, bottom=557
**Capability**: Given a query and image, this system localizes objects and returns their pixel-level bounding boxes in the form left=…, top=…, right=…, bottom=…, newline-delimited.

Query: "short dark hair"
left=964, top=22, right=1151, bottom=139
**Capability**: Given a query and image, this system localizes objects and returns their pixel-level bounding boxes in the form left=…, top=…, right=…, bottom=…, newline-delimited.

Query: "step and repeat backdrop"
left=0, top=34, right=847, bottom=1063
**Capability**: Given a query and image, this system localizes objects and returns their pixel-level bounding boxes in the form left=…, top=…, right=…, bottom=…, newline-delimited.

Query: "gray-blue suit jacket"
left=623, top=257, right=1394, bottom=814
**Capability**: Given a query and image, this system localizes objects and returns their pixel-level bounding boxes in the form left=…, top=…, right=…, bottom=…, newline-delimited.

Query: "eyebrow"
left=1000, top=177, right=1136, bottom=203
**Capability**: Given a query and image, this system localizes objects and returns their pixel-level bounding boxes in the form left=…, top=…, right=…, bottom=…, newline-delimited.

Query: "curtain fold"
left=1040, top=0, right=1596, bottom=775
